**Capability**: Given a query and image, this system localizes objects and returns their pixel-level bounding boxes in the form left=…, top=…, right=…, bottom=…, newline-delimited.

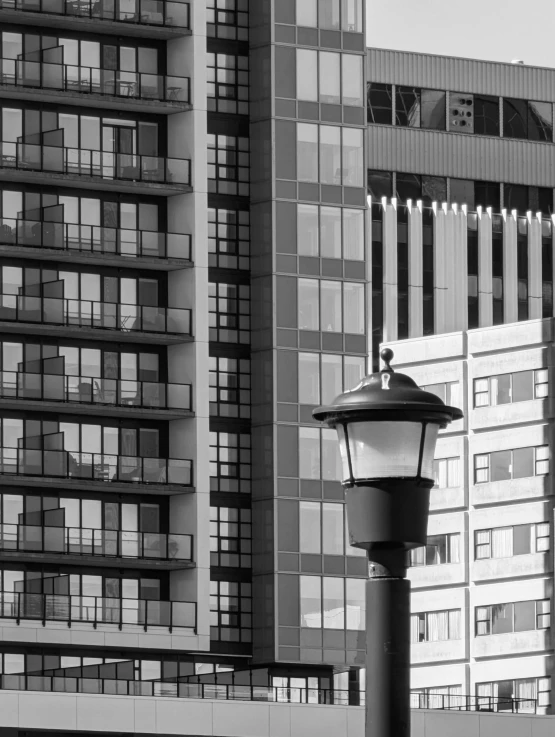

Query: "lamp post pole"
left=313, top=348, right=462, bottom=737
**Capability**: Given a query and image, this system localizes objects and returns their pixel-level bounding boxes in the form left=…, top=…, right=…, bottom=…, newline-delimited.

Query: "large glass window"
left=298, top=280, right=365, bottom=333
left=474, top=370, right=548, bottom=407
left=318, top=0, right=340, bottom=29
left=503, top=98, right=553, bottom=142
left=298, top=204, right=320, bottom=257
left=341, top=0, right=363, bottom=31
left=410, top=533, right=460, bottom=567
left=299, top=502, right=321, bottom=553
left=299, top=352, right=365, bottom=406
left=299, top=428, right=321, bottom=479
left=300, top=575, right=322, bottom=628
left=411, top=610, right=461, bottom=643
left=319, top=52, right=341, bottom=105
left=474, top=446, right=549, bottom=483
left=342, top=54, right=363, bottom=107
left=297, top=124, right=319, bottom=182
left=320, top=126, right=341, bottom=185
left=342, top=127, right=364, bottom=186
left=297, top=0, right=317, bottom=26
left=297, top=49, right=318, bottom=103
left=433, top=457, right=460, bottom=489
left=476, top=599, right=550, bottom=636
left=322, top=502, right=344, bottom=554
left=476, top=677, right=550, bottom=712
left=298, top=278, right=320, bottom=330
left=475, top=523, right=550, bottom=559
left=367, top=83, right=392, bottom=125
left=297, top=205, right=364, bottom=260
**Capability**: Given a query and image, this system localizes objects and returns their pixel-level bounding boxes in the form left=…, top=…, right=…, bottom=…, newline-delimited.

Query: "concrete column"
left=408, top=201, right=423, bottom=339
left=528, top=212, right=542, bottom=319
left=478, top=207, right=493, bottom=327
left=433, top=204, right=448, bottom=334
left=453, top=206, right=468, bottom=332
left=503, top=210, right=518, bottom=324
left=383, top=199, right=398, bottom=343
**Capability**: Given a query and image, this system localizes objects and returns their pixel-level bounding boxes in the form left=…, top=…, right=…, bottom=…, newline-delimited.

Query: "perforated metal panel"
left=449, top=93, right=474, bottom=133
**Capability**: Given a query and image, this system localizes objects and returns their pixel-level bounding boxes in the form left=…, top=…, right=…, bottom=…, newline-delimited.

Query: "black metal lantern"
left=313, top=347, right=463, bottom=552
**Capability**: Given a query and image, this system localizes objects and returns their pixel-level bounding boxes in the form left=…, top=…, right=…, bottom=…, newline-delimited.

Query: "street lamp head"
left=313, top=348, right=462, bottom=488
left=313, top=348, right=464, bottom=553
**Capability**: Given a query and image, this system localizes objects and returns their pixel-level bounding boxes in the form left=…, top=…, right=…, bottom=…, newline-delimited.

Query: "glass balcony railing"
left=0, top=448, right=193, bottom=486
left=0, top=0, right=190, bottom=29
left=0, top=523, right=193, bottom=562
left=0, top=591, right=196, bottom=629
left=0, top=372, right=192, bottom=411
left=0, top=296, right=192, bottom=336
left=0, top=143, right=191, bottom=187
left=0, top=60, right=190, bottom=104
left=0, top=219, right=192, bottom=261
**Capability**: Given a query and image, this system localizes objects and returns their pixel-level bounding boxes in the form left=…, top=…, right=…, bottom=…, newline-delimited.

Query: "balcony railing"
left=0, top=448, right=193, bottom=486
left=410, top=693, right=537, bottom=714
left=0, top=219, right=192, bottom=261
left=0, top=0, right=190, bottom=29
left=0, top=372, right=192, bottom=411
left=0, top=591, right=196, bottom=629
left=0, top=60, right=190, bottom=104
left=0, top=143, right=191, bottom=186
left=0, top=523, right=193, bottom=561
left=0, top=296, right=191, bottom=336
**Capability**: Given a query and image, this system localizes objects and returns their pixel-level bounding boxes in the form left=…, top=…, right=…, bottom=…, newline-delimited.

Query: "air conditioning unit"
left=449, top=93, right=474, bottom=133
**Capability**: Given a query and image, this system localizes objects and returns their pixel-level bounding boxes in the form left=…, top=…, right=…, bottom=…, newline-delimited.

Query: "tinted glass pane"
left=513, top=524, right=532, bottom=555
left=512, top=371, right=534, bottom=402
left=396, top=173, right=422, bottom=203
left=528, top=101, right=552, bottom=142
left=493, top=374, right=511, bottom=405
left=514, top=601, right=535, bottom=632
left=503, top=98, right=528, bottom=139
left=490, top=450, right=511, bottom=482
left=505, top=183, right=528, bottom=215
left=367, top=83, right=392, bottom=125
left=450, top=179, right=475, bottom=209
left=396, top=87, right=420, bottom=127
left=491, top=603, right=513, bottom=634
left=421, top=90, right=446, bottom=130
left=512, top=447, right=534, bottom=479
left=474, top=95, right=499, bottom=136
left=422, top=176, right=447, bottom=205
left=367, top=170, right=392, bottom=199
left=475, top=181, right=500, bottom=211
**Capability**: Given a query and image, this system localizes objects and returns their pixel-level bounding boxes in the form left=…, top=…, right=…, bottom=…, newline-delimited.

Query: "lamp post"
left=313, top=348, right=462, bottom=737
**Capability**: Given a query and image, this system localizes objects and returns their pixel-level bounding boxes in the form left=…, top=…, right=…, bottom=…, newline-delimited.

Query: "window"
left=297, top=123, right=319, bottom=182
left=298, top=279, right=365, bottom=334
left=395, top=87, right=446, bottom=130
left=209, top=431, right=251, bottom=493
left=410, top=533, right=460, bottom=567
left=298, top=205, right=364, bottom=260
left=474, top=446, right=549, bottom=483
left=210, top=579, right=252, bottom=643
left=475, top=599, right=550, bottom=636
left=367, top=170, right=393, bottom=199
left=207, top=0, right=248, bottom=41
left=209, top=356, right=251, bottom=419
left=475, top=522, right=550, bottom=559
left=208, top=208, right=250, bottom=270
left=411, top=609, right=461, bottom=643
left=210, top=506, right=251, bottom=568
left=208, top=282, right=250, bottom=344
left=474, top=370, right=548, bottom=407
left=300, top=576, right=365, bottom=630
left=477, top=677, right=550, bottom=712
left=421, top=382, right=461, bottom=408
left=296, top=0, right=362, bottom=32
left=299, top=502, right=345, bottom=554
left=298, top=125, right=364, bottom=186
left=207, top=134, right=250, bottom=196
left=298, top=352, right=365, bottom=406
left=473, top=95, right=500, bottom=136
left=297, top=51, right=363, bottom=108
left=411, top=685, right=462, bottom=710
left=367, top=83, right=392, bottom=125
left=207, top=53, right=249, bottom=115
left=299, top=428, right=342, bottom=481
left=503, top=98, right=553, bottom=142
left=433, top=457, right=460, bottom=488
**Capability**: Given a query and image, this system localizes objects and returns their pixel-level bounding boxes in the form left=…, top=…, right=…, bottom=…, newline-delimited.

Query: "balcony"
left=0, top=0, right=191, bottom=39
left=0, top=60, right=191, bottom=113
left=0, top=143, right=191, bottom=195
left=0, top=219, right=192, bottom=270
left=0, top=372, right=193, bottom=419
left=0, top=448, right=193, bottom=494
left=0, top=296, right=192, bottom=344
left=0, top=591, right=196, bottom=630
left=0, top=523, right=194, bottom=569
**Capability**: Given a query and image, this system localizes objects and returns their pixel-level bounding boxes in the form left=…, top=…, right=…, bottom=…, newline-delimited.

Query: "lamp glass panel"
left=420, top=424, right=439, bottom=480
left=345, top=421, right=423, bottom=480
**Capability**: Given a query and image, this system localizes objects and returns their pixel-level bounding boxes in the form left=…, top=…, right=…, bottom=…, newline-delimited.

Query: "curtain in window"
left=449, top=534, right=460, bottom=564
left=410, top=546, right=425, bottom=566
left=448, top=458, right=460, bottom=487
left=516, top=679, right=536, bottom=713
left=410, top=614, right=419, bottom=643
left=492, top=527, right=513, bottom=558
left=427, top=610, right=449, bottom=641
left=448, top=610, right=461, bottom=639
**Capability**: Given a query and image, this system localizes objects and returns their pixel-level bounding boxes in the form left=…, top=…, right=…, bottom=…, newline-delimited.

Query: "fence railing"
left=0, top=60, right=189, bottom=103
left=0, top=591, right=195, bottom=629
left=0, top=143, right=191, bottom=186
left=0, top=448, right=193, bottom=486
left=0, top=372, right=192, bottom=411
left=0, top=0, right=190, bottom=29
left=0, top=524, right=193, bottom=561
left=0, top=219, right=191, bottom=261
left=410, top=692, right=537, bottom=714
left=0, top=295, right=191, bottom=336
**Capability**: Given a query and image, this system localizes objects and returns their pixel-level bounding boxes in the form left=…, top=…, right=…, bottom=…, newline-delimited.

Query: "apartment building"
left=366, top=48, right=555, bottom=715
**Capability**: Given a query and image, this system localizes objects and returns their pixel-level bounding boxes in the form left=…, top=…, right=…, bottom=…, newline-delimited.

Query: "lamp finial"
left=380, top=347, right=394, bottom=372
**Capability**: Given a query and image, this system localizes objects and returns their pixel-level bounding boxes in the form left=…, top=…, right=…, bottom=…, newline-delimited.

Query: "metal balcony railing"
left=410, top=693, right=537, bottom=714
left=0, top=591, right=196, bottom=629
left=0, top=296, right=191, bottom=336
left=0, top=60, right=190, bottom=103
left=0, top=448, right=193, bottom=486
left=0, top=0, right=190, bottom=28
left=0, top=219, right=192, bottom=261
left=0, top=372, right=192, bottom=411
left=0, top=143, right=191, bottom=186
left=0, top=523, right=193, bottom=561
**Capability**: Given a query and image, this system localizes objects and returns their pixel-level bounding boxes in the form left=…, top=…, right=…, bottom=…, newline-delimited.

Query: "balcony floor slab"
left=0, top=475, right=194, bottom=495
left=0, top=397, right=194, bottom=420
left=0, top=245, right=192, bottom=271
left=0, top=549, right=194, bottom=569
left=0, top=321, right=193, bottom=345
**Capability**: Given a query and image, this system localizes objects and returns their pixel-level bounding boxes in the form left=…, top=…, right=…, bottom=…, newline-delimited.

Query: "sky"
left=366, top=0, right=555, bottom=69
